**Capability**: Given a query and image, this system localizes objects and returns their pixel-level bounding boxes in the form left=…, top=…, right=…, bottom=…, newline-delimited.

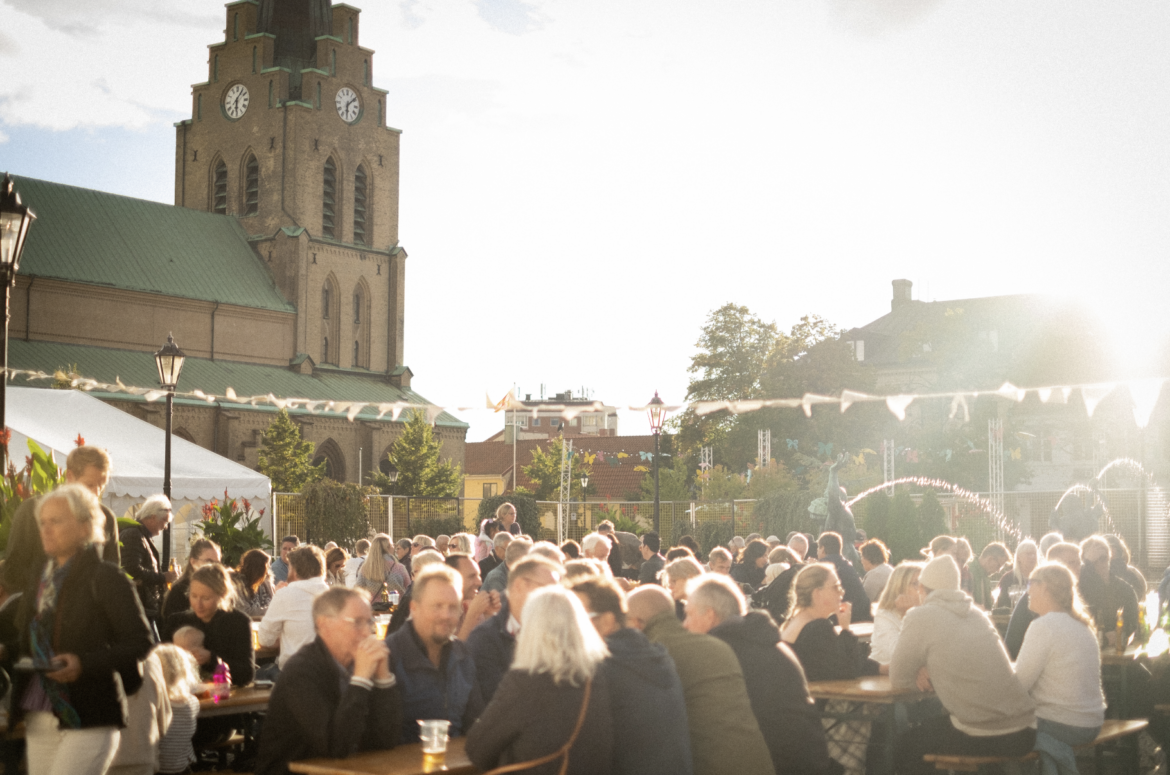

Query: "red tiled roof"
left=465, top=435, right=658, bottom=501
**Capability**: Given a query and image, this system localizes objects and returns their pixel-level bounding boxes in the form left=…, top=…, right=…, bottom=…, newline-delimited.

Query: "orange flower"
left=0, top=429, right=10, bottom=446
left=74, top=434, right=85, bottom=447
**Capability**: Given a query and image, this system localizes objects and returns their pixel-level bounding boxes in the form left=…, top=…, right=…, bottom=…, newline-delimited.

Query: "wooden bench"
left=923, top=718, right=1148, bottom=772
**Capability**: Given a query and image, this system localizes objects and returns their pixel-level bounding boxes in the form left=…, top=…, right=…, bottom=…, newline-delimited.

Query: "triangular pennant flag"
left=949, top=395, right=969, bottom=423
left=1037, top=388, right=1053, bottom=403
left=886, top=395, right=914, bottom=421
left=801, top=394, right=836, bottom=417
left=1081, top=384, right=1115, bottom=418
left=1129, top=378, right=1164, bottom=428
left=840, top=390, right=869, bottom=413
left=997, top=382, right=1026, bottom=402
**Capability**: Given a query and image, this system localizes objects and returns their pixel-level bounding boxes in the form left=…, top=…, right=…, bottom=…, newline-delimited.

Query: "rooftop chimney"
left=892, top=279, right=913, bottom=311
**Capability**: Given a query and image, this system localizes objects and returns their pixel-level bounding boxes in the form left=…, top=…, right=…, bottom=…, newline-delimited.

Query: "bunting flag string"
left=12, top=368, right=1166, bottom=430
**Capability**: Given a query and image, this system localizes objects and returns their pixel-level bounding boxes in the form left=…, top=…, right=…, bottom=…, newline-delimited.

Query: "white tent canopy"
left=5, top=387, right=272, bottom=557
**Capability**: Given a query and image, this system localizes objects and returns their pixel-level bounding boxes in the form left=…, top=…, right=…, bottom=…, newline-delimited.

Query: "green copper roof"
left=10, top=176, right=295, bottom=313
left=8, top=339, right=468, bottom=429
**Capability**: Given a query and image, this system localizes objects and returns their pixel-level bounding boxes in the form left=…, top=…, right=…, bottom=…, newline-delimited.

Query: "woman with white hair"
left=995, top=540, right=1038, bottom=609
left=11, top=484, right=153, bottom=775
left=662, top=557, right=704, bottom=620
left=466, top=586, right=614, bottom=774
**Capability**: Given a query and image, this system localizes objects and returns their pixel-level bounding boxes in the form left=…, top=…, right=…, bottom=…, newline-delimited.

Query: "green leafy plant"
left=0, top=433, right=66, bottom=553
left=301, top=480, right=371, bottom=548
left=196, top=491, right=273, bottom=567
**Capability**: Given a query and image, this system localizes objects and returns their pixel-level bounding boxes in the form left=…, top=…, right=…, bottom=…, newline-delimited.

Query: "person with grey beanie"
left=890, top=554, right=1036, bottom=774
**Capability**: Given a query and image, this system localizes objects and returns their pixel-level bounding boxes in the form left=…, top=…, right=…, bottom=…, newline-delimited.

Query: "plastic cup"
left=418, top=719, right=450, bottom=755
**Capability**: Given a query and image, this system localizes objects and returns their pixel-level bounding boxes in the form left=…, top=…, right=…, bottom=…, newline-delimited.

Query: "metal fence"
left=271, top=487, right=1170, bottom=576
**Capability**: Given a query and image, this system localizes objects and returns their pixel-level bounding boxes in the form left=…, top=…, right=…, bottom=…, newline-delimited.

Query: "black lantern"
left=0, top=174, right=36, bottom=468
left=154, top=334, right=185, bottom=568
left=154, top=333, right=186, bottom=389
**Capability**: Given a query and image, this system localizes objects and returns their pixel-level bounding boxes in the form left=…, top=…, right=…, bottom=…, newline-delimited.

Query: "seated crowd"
left=0, top=486, right=1159, bottom=775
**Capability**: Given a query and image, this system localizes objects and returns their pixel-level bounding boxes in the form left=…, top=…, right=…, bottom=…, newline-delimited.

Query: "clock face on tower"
left=224, top=84, right=249, bottom=120
left=335, top=87, right=361, bottom=123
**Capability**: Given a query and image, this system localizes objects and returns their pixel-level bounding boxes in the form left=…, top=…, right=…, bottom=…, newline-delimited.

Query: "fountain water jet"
left=846, top=476, right=1021, bottom=541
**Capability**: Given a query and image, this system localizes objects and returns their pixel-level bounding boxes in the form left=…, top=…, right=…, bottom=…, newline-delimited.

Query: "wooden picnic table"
left=807, top=674, right=932, bottom=775
left=199, top=684, right=272, bottom=718
left=289, top=738, right=475, bottom=775
left=807, top=674, right=929, bottom=704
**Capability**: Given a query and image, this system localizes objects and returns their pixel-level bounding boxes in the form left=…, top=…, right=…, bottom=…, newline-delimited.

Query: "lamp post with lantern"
left=647, top=392, right=666, bottom=533
left=580, top=473, right=589, bottom=526
left=154, top=334, right=186, bottom=567
left=0, top=174, right=36, bottom=466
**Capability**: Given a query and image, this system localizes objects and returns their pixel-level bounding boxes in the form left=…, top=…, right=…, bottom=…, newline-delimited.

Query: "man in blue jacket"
left=572, top=576, right=693, bottom=775
left=466, top=556, right=560, bottom=703
left=386, top=565, right=484, bottom=742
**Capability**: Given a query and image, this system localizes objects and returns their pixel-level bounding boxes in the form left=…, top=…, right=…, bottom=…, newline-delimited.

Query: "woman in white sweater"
left=869, top=561, right=924, bottom=673
left=1015, top=562, right=1106, bottom=775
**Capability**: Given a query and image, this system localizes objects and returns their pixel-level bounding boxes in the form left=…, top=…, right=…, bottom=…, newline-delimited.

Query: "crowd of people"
left=0, top=479, right=1162, bottom=775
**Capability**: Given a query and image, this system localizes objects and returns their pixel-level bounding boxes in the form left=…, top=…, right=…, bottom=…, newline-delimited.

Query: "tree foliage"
left=257, top=410, right=325, bottom=493
left=371, top=411, right=461, bottom=497
left=521, top=437, right=593, bottom=502
left=300, top=479, right=371, bottom=548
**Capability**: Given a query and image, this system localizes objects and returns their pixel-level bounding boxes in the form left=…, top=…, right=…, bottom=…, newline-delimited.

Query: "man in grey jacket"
left=890, top=554, right=1036, bottom=774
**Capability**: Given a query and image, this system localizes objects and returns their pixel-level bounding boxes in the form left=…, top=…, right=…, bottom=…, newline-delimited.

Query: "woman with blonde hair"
left=1015, top=563, right=1105, bottom=775
left=466, top=585, right=613, bottom=774
left=780, top=562, right=878, bottom=775
left=870, top=562, right=924, bottom=673
left=995, top=539, right=1038, bottom=609
left=356, top=533, right=410, bottom=599
left=449, top=533, right=475, bottom=556
left=161, top=538, right=222, bottom=621
left=324, top=546, right=349, bottom=587
left=162, top=563, right=254, bottom=687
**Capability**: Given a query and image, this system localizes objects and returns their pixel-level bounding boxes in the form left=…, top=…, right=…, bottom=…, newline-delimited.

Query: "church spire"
left=257, top=0, right=333, bottom=73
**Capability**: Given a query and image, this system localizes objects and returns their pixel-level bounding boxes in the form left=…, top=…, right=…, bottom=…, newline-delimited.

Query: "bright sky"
left=1, top=0, right=1168, bottom=441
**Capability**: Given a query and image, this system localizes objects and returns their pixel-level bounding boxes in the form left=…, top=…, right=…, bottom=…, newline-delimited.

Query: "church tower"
left=174, top=0, right=408, bottom=382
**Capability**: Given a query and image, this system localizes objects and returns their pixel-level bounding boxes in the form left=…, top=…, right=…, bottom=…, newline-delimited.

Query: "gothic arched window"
left=353, top=165, right=368, bottom=245
left=353, top=340, right=360, bottom=367
left=243, top=154, right=259, bottom=215
left=322, top=157, right=337, bottom=239
left=213, top=160, right=228, bottom=215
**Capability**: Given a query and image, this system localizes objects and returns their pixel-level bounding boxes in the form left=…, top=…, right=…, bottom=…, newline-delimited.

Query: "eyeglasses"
left=339, top=616, right=375, bottom=632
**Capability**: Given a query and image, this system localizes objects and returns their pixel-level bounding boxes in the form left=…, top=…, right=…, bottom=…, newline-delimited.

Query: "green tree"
left=371, top=410, right=461, bottom=497
left=257, top=409, right=325, bottom=493
left=300, top=479, right=371, bottom=548
left=917, top=490, right=949, bottom=546
left=884, top=489, right=922, bottom=563
left=521, top=437, right=592, bottom=501
left=635, top=454, right=692, bottom=502
left=859, top=492, right=891, bottom=545
left=675, top=304, right=780, bottom=471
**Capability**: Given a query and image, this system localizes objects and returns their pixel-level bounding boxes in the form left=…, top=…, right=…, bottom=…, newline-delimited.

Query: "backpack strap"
left=482, top=677, right=593, bottom=775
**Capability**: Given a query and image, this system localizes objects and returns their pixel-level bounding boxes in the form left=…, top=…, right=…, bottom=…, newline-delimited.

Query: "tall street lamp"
left=580, top=473, right=589, bottom=525
left=155, top=333, right=186, bottom=568
left=0, top=174, right=36, bottom=467
left=647, top=391, right=666, bottom=533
